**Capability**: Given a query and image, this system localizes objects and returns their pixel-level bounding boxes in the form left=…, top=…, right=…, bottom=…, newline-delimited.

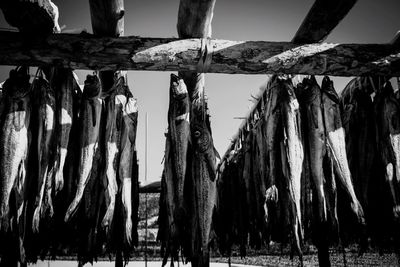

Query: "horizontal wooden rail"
left=0, top=31, right=399, bottom=76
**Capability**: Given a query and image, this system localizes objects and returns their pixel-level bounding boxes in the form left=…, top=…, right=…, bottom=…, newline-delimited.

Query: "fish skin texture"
left=64, top=75, right=102, bottom=222
left=280, top=78, right=304, bottom=260
left=31, top=77, right=56, bottom=233
left=0, top=79, right=31, bottom=232
left=321, top=77, right=365, bottom=225
left=54, top=69, right=74, bottom=194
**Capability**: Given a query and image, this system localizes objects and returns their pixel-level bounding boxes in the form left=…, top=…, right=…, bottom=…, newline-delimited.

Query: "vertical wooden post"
left=88, top=2, right=125, bottom=267
left=177, top=1, right=216, bottom=267
left=88, top=0, right=124, bottom=92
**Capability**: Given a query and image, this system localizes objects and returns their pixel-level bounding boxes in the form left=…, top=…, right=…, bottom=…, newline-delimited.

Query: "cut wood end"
left=0, top=0, right=60, bottom=34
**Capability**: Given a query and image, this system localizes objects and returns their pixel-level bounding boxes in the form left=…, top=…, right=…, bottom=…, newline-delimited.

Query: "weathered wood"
left=89, top=0, right=124, bottom=37
left=177, top=0, right=216, bottom=39
left=0, top=0, right=60, bottom=35
left=177, top=0, right=216, bottom=102
left=0, top=31, right=399, bottom=77
left=292, top=0, right=358, bottom=44
left=177, top=1, right=216, bottom=267
left=89, top=0, right=124, bottom=92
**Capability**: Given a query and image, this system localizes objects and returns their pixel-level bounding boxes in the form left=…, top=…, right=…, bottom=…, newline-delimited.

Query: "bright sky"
left=0, top=0, right=399, bottom=184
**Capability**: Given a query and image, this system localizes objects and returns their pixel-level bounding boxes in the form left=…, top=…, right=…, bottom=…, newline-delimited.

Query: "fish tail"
left=101, top=171, right=118, bottom=232
left=54, top=168, right=64, bottom=194
left=289, top=196, right=303, bottom=260
left=32, top=206, right=41, bottom=233
left=162, top=245, right=170, bottom=267
left=101, top=197, right=115, bottom=234
left=125, top=218, right=132, bottom=245
left=198, top=251, right=210, bottom=267
left=64, top=189, right=84, bottom=222
left=351, top=200, right=365, bottom=225
left=42, top=168, right=55, bottom=218
left=32, top=169, right=48, bottom=232
left=43, top=191, right=54, bottom=218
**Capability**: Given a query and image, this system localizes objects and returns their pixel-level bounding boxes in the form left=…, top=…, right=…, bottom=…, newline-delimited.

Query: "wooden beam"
left=292, top=0, right=358, bottom=44
left=0, top=31, right=399, bottom=77
left=89, top=0, right=124, bottom=92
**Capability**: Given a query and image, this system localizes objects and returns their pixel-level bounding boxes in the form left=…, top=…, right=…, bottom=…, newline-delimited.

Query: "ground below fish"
left=6, top=249, right=398, bottom=266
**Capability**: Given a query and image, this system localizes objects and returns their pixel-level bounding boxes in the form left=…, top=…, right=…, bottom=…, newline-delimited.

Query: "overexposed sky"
left=0, top=0, right=399, bottom=184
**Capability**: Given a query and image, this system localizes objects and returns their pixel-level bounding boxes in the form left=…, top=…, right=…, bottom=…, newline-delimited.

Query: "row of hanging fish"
left=158, top=74, right=220, bottom=267
left=0, top=66, right=139, bottom=266
left=215, top=75, right=371, bottom=267
left=341, top=76, right=400, bottom=249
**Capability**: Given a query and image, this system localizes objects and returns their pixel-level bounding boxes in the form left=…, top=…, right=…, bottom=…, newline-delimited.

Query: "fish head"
left=297, top=75, right=320, bottom=104
left=83, top=74, right=101, bottom=98
left=4, top=68, right=31, bottom=99
left=170, top=74, right=188, bottom=100
left=192, top=120, right=218, bottom=181
left=321, top=76, right=340, bottom=104
left=281, top=79, right=299, bottom=110
left=192, top=121, right=212, bottom=153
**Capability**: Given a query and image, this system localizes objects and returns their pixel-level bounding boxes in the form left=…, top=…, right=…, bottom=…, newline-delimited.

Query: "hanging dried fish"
left=160, top=74, right=190, bottom=266
left=53, top=68, right=75, bottom=194
left=280, top=77, right=304, bottom=263
left=296, top=76, right=331, bottom=266
left=264, top=76, right=280, bottom=204
left=299, top=76, right=328, bottom=223
left=340, top=77, right=376, bottom=216
left=119, top=89, right=138, bottom=247
left=0, top=67, right=31, bottom=232
left=321, top=76, right=365, bottom=226
left=190, top=111, right=218, bottom=267
left=168, top=74, right=190, bottom=218
left=64, top=74, right=102, bottom=222
left=31, top=72, right=56, bottom=233
left=374, top=81, right=400, bottom=218
left=102, top=77, right=125, bottom=234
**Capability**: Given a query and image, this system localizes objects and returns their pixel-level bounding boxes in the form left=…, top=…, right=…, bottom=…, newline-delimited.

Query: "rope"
left=197, top=38, right=213, bottom=73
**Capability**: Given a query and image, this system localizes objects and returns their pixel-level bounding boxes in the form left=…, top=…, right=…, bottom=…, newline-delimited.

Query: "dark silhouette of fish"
left=64, top=74, right=102, bottom=222
left=0, top=68, right=31, bottom=233
left=321, top=76, right=365, bottom=226
left=53, top=68, right=75, bottom=194
left=280, top=77, right=304, bottom=264
left=374, top=81, right=400, bottom=218
left=31, top=74, right=56, bottom=233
